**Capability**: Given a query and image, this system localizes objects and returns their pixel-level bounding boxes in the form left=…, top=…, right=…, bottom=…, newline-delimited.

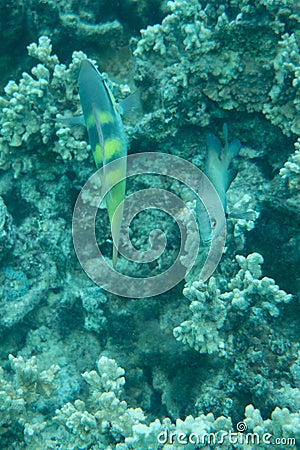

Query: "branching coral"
left=54, top=356, right=145, bottom=449
left=132, top=0, right=299, bottom=142
left=0, top=36, right=89, bottom=172
left=0, top=354, right=59, bottom=442
left=0, top=351, right=299, bottom=449
left=173, top=276, right=227, bottom=355
left=263, top=33, right=300, bottom=136
left=174, top=252, right=292, bottom=356
left=280, top=137, right=300, bottom=210
left=245, top=404, right=300, bottom=447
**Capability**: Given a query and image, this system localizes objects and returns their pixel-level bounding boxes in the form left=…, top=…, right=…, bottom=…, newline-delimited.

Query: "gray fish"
left=197, top=124, right=241, bottom=245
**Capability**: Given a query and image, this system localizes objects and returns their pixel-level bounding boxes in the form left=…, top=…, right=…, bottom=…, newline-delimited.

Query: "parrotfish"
left=78, top=60, right=127, bottom=267
left=197, top=124, right=241, bottom=245
left=57, top=60, right=128, bottom=267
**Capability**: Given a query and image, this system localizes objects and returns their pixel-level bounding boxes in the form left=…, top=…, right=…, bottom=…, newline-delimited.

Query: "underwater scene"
left=0, top=0, right=300, bottom=448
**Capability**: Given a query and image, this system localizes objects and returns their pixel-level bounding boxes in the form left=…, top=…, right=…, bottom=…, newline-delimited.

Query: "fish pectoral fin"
left=223, top=139, right=242, bottom=171
left=119, top=87, right=143, bottom=122
left=55, top=114, right=86, bottom=127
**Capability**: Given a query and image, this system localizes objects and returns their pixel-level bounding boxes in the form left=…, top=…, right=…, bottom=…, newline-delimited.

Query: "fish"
left=56, top=60, right=128, bottom=266
left=197, top=124, right=241, bottom=245
left=78, top=60, right=127, bottom=267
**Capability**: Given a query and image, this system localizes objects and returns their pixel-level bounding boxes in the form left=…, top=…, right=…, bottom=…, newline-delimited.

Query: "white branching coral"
left=245, top=404, right=300, bottom=445
left=263, top=33, right=300, bottom=136
left=174, top=253, right=292, bottom=356
left=27, top=36, right=59, bottom=68
left=0, top=36, right=89, bottom=172
left=227, top=193, right=260, bottom=250
left=280, top=138, right=300, bottom=210
left=54, top=356, right=145, bottom=448
left=1, top=352, right=300, bottom=449
left=173, top=277, right=227, bottom=355
left=9, top=354, right=60, bottom=402
left=0, top=354, right=59, bottom=437
left=223, top=253, right=292, bottom=317
left=82, top=355, right=125, bottom=393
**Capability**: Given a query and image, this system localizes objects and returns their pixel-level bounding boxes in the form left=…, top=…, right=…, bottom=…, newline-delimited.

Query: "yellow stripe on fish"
left=86, top=111, right=115, bottom=128
left=100, top=111, right=114, bottom=124
left=104, top=138, right=123, bottom=159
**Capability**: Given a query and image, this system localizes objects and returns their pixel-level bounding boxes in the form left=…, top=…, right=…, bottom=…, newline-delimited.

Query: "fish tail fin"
left=228, top=138, right=242, bottom=159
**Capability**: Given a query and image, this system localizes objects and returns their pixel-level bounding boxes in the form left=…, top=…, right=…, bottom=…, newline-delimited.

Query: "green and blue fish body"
left=58, top=60, right=127, bottom=267
left=78, top=60, right=127, bottom=267
left=197, top=124, right=241, bottom=245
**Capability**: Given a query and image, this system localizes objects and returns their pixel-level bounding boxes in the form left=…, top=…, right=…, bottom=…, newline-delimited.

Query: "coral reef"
left=0, top=36, right=90, bottom=172
left=263, top=32, right=300, bottom=136
left=132, top=0, right=300, bottom=141
left=280, top=137, right=300, bottom=210
left=0, top=0, right=299, bottom=448
left=1, top=353, right=299, bottom=449
left=0, top=196, right=15, bottom=257
left=174, top=253, right=292, bottom=355
left=0, top=354, right=59, bottom=444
